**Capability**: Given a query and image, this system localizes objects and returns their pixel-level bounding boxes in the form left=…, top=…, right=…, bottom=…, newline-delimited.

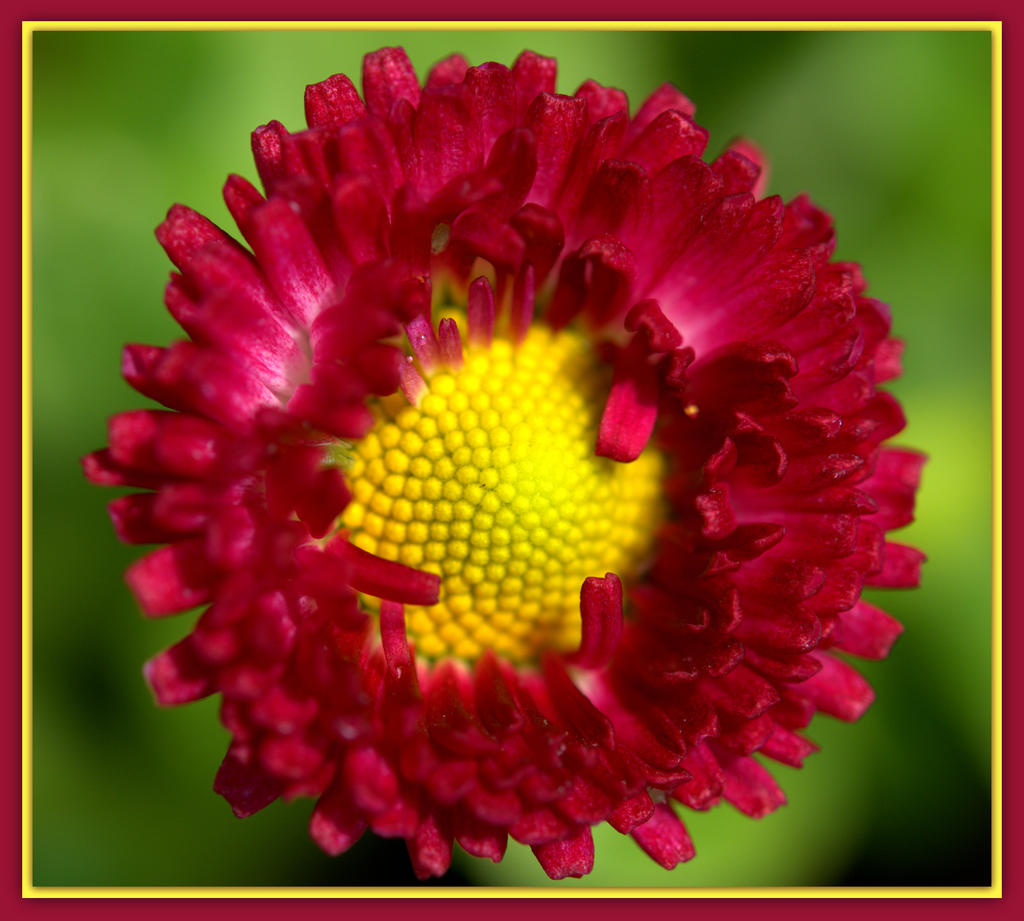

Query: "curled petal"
left=567, top=573, right=623, bottom=670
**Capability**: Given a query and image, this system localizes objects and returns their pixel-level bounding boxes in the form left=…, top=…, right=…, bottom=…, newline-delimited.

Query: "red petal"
left=108, top=493, right=182, bottom=544
left=362, top=47, right=420, bottom=118
left=867, top=542, right=926, bottom=588
left=332, top=539, right=440, bottom=606
left=799, top=653, right=875, bottom=721
left=82, top=448, right=164, bottom=489
left=511, top=50, right=557, bottom=112
left=630, top=802, right=696, bottom=870
left=426, top=53, right=469, bottom=89
left=625, top=299, right=682, bottom=352
left=574, top=78, right=628, bottom=122
left=259, top=734, right=324, bottom=780
left=836, top=600, right=904, bottom=659
left=407, top=811, right=453, bottom=880
left=464, top=62, right=517, bottom=154
left=213, top=745, right=283, bottom=818
left=624, top=109, right=708, bottom=173
left=380, top=600, right=413, bottom=675
left=310, top=787, right=367, bottom=856
left=466, top=276, right=495, bottom=347
left=331, top=176, right=390, bottom=265
left=143, top=637, right=213, bottom=705
left=304, top=72, right=365, bottom=129
left=413, top=84, right=477, bottom=194
left=510, top=204, right=564, bottom=283
left=596, top=340, right=659, bottom=463
left=607, top=791, right=655, bottom=833
left=126, top=538, right=217, bottom=616
left=245, top=198, right=332, bottom=328
left=344, top=745, right=398, bottom=814
left=473, top=652, right=523, bottom=735
left=531, top=826, right=594, bottom=879
left=759, top=725, right=818, bottom=768
left=525, top=93, right=587, bottom=207
left=567, top=572, right=623, bottom=669
left=717, top=749, right=787, bottom=818
left=713, top=144, right=766, bottom=196
left=405, top=313, right=441, bottom=375
left=155, top=204, right=235, bottom=273
left=454, top=811, right=507, bottom=862
left=437, top=316, right=464, bottom=369
left=510, top=262, right=535, bottom=345
left=629, top=83, right=696, bottom=141
left=543, top=655, right=616, bottom=749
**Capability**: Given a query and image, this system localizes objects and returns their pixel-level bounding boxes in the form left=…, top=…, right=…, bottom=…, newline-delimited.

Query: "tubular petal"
left=630, top=802, right=696, bottom=869
left=532, top=826, right=595, bottom=879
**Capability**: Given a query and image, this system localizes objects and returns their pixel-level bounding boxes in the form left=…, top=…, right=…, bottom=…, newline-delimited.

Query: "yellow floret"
left=339, top=317, right=665, bottom=664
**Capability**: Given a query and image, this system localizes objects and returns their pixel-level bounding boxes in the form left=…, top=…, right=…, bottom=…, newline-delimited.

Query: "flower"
left=83, top=47, right=924, bottom=881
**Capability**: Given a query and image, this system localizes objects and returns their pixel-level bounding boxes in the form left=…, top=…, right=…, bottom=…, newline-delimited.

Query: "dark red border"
left=13, top=3, right=1014, bottom=917
left=3, top=2, right=1018, bottom=21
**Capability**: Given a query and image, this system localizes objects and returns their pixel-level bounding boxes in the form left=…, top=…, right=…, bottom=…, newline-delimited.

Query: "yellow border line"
left=21, top=20, right=1002, bottom=899
left=990, top=22, right=1003, bottom=900
left=22, top=20, right=34, bottom=902
left=25, top=886, right=1001, bottom=898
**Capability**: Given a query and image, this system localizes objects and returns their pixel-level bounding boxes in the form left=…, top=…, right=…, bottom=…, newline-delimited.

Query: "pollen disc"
left=340, top=319, right=666, bottom=665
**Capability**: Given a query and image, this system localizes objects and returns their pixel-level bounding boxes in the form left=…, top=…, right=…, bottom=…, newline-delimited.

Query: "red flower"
left=84, top=48, right=924, bottom=881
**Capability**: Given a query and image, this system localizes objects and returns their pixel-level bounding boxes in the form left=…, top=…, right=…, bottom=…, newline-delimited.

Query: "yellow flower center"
left=339, top=318, right=665, bottom=665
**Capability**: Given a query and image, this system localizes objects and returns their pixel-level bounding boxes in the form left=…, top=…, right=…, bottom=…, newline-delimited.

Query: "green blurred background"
left=31, top=29, right=993, bottom=888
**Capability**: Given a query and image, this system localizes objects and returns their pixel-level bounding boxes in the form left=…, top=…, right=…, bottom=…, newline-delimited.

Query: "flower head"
left=84, top=48, right=923, bottom=881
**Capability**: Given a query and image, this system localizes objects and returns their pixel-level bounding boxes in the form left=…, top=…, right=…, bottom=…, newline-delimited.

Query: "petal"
left=531, top=826, right=594, bottom=879
left=799, top=653, right=876, bottom=721
left=126, top=538, right=217, bottom=616
left=143, top=637, right=213, bottom=705
left=630, top=802, right=696, bottom=870
left=214, top=745, right=284, bottom=818
left=596, top=340, right=659, bottom=463
left=310, top=787, right=367, bottom=856
left=362, top=47, right=420, bottom=117
left=304, top=72, right=365, bottom=128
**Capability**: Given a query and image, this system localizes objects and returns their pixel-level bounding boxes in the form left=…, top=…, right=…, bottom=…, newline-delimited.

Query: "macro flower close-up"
left=33, top=29, right=993, bottom=889
left=80, top=44, right=924, bottom=881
